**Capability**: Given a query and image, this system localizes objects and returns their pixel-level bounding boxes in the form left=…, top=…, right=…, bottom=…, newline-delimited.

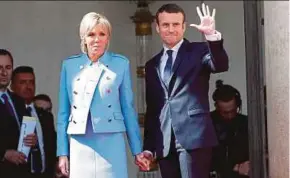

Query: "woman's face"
left=85, top=24, right=110, bottom=60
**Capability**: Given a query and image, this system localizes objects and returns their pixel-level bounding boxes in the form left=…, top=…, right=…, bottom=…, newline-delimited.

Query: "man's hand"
left=190, top=3, right=216, bottom=35
left=4, top=150, right=26, bottom=165
left=238, top=161, right=250, bottom=176
left=233, top=161, right=250, bottom=176
left=58, top=156, right=69, bottom=177
left=24, top=133, right=37, bottom=147
left=134, top=152, right=154, bottom=171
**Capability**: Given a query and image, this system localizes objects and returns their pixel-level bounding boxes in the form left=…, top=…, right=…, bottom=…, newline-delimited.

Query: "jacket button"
left=108, top=119, right=112, bottom=122
left=108, top=104, right=111, bottom=108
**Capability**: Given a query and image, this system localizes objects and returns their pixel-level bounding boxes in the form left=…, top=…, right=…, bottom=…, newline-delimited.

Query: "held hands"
left=190, top=3, right=216, bottom=35
left=233, top=161, right=250, bottom=176
left=134, top=151, right=154, bottom=171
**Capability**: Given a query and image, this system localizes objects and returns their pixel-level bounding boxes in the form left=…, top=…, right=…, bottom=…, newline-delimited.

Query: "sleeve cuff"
left=205, top=30, right=222, bottom=41
left=144, top=150, right=153, bottom=156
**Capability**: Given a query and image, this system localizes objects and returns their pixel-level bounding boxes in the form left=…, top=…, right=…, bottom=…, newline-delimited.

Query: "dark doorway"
left=243, top=1, right=268, bottom=178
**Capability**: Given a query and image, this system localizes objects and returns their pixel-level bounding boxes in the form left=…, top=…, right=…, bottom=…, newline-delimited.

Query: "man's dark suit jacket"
left=143, top=39, right=229, bottom=158
left=33, top=107, right=57, bottom=178
left=0, top=91, right=30, bottom=178
left=210, top=111, right=249, bottom=178
left=0, top=90, right=56, bottom=178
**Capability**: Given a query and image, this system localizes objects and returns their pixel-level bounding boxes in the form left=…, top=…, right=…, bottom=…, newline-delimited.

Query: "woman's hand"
left=58, top=156, right=69, bottom=177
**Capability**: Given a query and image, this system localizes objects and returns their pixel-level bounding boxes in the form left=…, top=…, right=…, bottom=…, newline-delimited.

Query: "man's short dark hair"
left=11, top=66, right=35, bottom=83
left=33, top=94, right=52, bottom=104
left=212, top=80, right=242, bottom=111
left=155, top=3, right=186, bottom=25
left=0, top=49, right=14, bottom=65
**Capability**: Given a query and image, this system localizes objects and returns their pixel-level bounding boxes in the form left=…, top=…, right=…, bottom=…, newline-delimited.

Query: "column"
left=264, top=1, right=289, bottom=177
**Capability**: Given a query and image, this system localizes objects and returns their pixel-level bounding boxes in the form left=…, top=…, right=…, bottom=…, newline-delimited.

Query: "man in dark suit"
left=0, top=49, right=38, bottom=178
left=139, top=3, right=229, bottom=178
left=10, top=66, right=57, bottom=178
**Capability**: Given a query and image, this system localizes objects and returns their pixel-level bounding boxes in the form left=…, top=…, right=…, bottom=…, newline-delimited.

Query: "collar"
left=163, top=39, right=184, bottom=55
left=0, top=90, right=8, bottom=98
left=83, top=51, right=110, bottom=67
left=25, top=103, right=34, bottom=108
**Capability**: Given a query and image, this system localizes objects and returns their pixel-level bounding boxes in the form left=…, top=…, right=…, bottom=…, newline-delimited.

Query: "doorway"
left=243, top=1, right=268, bottom=177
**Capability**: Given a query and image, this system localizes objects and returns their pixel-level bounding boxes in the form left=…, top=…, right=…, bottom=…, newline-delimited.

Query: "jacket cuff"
left=205, top=30, right=222, bottom=41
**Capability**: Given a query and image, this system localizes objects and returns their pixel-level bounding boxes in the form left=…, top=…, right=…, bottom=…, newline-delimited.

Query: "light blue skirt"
left=69, top=117, right=128, bottom=178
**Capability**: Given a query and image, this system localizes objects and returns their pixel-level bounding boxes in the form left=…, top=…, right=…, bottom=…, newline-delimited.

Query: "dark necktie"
left=27, top=106, right=43, bottom=173
left=163, top=50, right=173, bottom=85
left=1, top=94, right=15, bottom=117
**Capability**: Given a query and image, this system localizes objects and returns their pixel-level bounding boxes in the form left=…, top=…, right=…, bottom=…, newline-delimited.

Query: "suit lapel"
left=73, top=54, right=106, bottom=110
left=153, top=50, right=170, bottom=96
left=153, top=40, right=190, bottom=96
left=75, top=53, right=109, bottom=92
left=7, top=91, right=23, bottom=127
left=169, top=39, right=190, bottom=96
left=171, top=39, right=189, bottom=76
left=87, top=51, right=110, bottom=87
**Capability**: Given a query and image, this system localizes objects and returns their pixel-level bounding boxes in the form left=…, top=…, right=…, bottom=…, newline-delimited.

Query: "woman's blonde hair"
left=79, top=12, right=112, bottom=53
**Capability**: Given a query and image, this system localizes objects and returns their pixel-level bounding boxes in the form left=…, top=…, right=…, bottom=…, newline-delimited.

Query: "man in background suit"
left=11, top=66, right=56, bottom=178
left=0, top=49, right=37, bottom=178
left=140, top=3, right=229, bottom=178
left=33, top=94, right=53, bottom=113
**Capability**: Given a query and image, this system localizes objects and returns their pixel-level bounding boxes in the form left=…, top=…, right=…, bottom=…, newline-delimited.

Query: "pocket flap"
left=188, top=108, right=207, bottom=116
left=113, top=112, right=124, bottom=120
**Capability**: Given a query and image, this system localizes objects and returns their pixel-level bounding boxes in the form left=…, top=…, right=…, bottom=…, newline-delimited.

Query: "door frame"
left=243, top=1, right=268, bottom=177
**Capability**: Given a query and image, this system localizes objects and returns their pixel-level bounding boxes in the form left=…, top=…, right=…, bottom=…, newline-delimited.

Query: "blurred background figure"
left=210, top=80, right=249, bottom=178
left=33, top=94, right=53, bottom=113
left=11, top=65, right=57, bottom=178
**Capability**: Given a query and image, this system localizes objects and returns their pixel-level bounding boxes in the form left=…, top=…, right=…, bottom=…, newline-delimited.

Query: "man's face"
left=215, top=99, right=238, bottom=121
left=34, top=99, right=52, bottom=112
left=11, top=73, right=35, bottom=102
left=156, top=12, right=186, bottom=49
left=0, top=55, right=13, bottom=90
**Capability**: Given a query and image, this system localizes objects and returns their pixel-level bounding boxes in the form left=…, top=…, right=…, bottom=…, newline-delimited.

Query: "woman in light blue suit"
left=57, top=12, right=146, bottom=178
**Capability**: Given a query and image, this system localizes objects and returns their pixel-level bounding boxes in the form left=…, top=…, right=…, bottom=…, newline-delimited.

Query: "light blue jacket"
left=56, top=51, right=142, bottom=157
